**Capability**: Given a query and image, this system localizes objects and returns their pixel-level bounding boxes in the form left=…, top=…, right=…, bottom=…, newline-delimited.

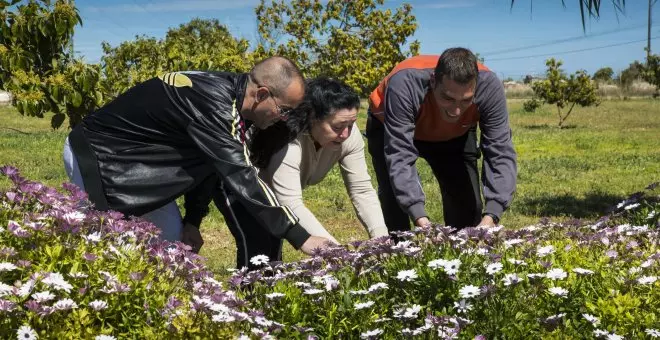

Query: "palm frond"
left=511, top=1, right=627, bottom=31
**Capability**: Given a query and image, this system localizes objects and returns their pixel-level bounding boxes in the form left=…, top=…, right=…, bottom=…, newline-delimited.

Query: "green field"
left=1, top=100, right=658, bottom=273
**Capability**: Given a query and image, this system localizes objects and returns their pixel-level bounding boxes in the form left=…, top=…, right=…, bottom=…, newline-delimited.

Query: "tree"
left=529, top=58, right=599, bottom=128
left=592, top=67, right=614, bottom=82
left=617, top=60, right=644, bottom=90
left=254, top=0, right=419, bottom=96
left=0, top=0, right=103, bottom=128
left=642, top=52, right=660, bottom=94
left=101, top=18, right=252, bottom=99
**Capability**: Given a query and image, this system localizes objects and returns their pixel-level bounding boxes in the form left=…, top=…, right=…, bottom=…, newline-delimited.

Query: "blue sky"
left=72, top=0, right=659, bottom=80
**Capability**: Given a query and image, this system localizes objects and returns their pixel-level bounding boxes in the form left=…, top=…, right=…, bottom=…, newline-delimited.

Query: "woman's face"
left=310, top=107, right=358, bottom=149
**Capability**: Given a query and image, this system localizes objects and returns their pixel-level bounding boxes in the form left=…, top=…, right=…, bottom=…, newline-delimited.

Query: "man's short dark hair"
left=249, top=56, right=304, bottom=97
left=434, top=47, right=479, bottom=85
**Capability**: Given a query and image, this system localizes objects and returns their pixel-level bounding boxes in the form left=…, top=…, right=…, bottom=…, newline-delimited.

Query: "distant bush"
left=523, top=98, right=541, bottom=112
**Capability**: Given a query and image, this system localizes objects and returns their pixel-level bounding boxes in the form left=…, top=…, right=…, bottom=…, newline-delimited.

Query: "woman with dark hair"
left=251, top=77, right=388, bottom=243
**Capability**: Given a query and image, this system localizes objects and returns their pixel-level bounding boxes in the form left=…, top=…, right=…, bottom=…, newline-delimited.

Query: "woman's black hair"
left=249, top=77, right=360, bottom=168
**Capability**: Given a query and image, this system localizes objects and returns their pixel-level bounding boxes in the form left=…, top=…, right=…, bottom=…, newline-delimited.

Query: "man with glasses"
left=63, top=56, right=334, bottom=268
left=365, top=48, right=517, bottom=232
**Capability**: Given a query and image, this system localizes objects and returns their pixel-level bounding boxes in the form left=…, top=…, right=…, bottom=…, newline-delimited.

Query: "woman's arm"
left=339, top=125, right=389, bottom=239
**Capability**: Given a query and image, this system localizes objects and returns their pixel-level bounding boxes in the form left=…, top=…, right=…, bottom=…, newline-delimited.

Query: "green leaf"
left=72, top=91, right=82, bottom=108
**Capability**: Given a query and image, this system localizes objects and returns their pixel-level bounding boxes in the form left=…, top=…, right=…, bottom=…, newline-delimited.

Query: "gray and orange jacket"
left=68, top=71, right=310, bottom=248
left=368, top=55, right=517, bottom=222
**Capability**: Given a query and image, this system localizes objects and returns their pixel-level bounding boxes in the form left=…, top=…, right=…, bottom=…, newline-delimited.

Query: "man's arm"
left=187, top=108, right=311, bottom=249
left=182, top=175, right=217, bottom=228
left=383, top=73, right=427, bottom=224
left=477, top=72, right=518, bottom=222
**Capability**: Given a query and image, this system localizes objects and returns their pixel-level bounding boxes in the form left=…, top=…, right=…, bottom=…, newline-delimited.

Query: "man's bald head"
left=249, top=56, right=305, bottom=97
left=242, top=56, right=306, bottom=129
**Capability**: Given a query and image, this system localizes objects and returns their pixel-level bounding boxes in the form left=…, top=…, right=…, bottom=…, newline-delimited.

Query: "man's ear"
left=256, top=87, right=270, bottom=103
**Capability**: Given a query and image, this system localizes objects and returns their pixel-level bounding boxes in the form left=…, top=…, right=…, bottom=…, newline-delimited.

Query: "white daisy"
left=624, top=203, right=640, bottom=210
left=53, top=298, right=78, bottom=310
left=396, top=269, right=418, bottom=282
left=16, top=325, right=38, bottom=340
left=254, top=316, right=274, bottom=327
left=427, top=259, right=447, bottom=270
left=360, top=329, right=383, bottom=338
left=572, top=268, right=594, bottom=275
left=638, top=276, right=658, bottom=285
left=367, top=282, right=388, bottom=293
left=485, top=262, right=503, bottom=275
left=582, top=313, right=600, bottom=326
left=548, top=287, right=568, bottom=297
left=594, top=329, right=608, bottom=337
left=0, top=262, right=17, bottom=271
left=303, top=288, right=324, bottom=295
left=249, top=255, right=269, bottom=266
left=265, top=292, right=285, bottom=300
left=502, top=273, right=522, bottom=286
left=31, top=291, right=56, bottom=303
left=393, top=304, right=422, bottom=319
left=95, top=336, right=116, bottom=340
left=212, top=313, right=235, bottom=323
left=504, top=238, right=524, bottom=248
left=459, top=285, right=481, bottom=299
left=83, top=232, right=102, bottom=243
left=89, top=300, right=108, bottom=311
left=354, top=301, right=375, bottom=310
left=537, top=245, right=555, bottom=257
left=453, top=299, right=472, bottom=313
left=41, top=273, right=73, bottom=293
left=349, top=289, right=369, bottom=295
left=443, top=259, right=462, bottom=275
left=641, top=259, right=655, bottom=268
left=546, top=268, right=567, bottom=280
left=646, top=329, right=660, bottom=338
left=507, top=258, right=526, bottom=265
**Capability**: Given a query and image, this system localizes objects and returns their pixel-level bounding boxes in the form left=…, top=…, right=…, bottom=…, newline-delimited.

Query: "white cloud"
left=85, top=0, right=261, bottom=13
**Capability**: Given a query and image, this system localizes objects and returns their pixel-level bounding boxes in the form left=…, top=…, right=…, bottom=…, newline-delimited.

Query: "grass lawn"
left=1, top=100, right=658, bottom=273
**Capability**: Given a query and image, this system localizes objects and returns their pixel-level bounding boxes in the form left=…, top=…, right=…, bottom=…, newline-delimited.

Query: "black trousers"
left=211, top=181, right=283, bottom=270
left=365, top=114, right=483, bottom=232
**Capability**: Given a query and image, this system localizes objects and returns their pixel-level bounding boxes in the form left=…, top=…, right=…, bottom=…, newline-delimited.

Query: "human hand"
left=181, top=223, right=204, bottom=253
left=300, top=236, right=337, bottom=255
left=415, top=216, right=432, bottom=228
left=477, top=215, right=496, bottom=228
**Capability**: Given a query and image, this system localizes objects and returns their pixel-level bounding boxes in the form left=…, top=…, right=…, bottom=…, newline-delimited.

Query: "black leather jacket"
left=68, top=71, right=310, bottom=248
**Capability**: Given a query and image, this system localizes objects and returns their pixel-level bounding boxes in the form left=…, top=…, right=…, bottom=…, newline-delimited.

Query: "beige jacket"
left=260, top=124, right=389, bottom=243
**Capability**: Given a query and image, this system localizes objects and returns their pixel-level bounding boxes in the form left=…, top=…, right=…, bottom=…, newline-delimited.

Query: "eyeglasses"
left=270, top=95, right=294, bottom=119
left=256, top=83, right=294, bottom=119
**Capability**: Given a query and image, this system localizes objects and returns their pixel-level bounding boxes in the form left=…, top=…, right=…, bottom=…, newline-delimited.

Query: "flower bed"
left=0, top=166, right=256, bottom=339
left=1, top=165, right=658, bottom=339
left=234, top=183, right=659, bottom=339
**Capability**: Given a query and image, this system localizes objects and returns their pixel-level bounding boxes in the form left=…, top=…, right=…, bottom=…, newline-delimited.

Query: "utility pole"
left=648, top=0, right=653, bottom=60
